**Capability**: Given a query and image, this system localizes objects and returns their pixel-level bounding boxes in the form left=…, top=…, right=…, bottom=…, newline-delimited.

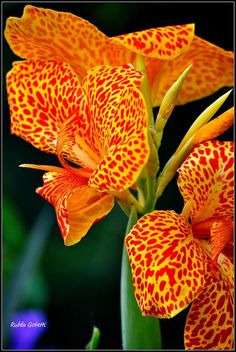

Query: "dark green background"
left=2, top=1, right=233, bottom=349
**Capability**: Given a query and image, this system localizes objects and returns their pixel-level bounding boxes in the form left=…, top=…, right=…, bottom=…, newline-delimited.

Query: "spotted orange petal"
left=4, top=6, right=193, bottom=76
left=81, top=64, right=143, bottom=157
left=177, top=140, right=234, bottom=224
left=89, top=87, right=150, bottom=192
left=7, top=59, right=85, bottom=162
left=150, top=36, right=234, bottom=106
left=36, top=169, right=114, bottom=245
left=112, top=24, right=194, bottom=59
left=81, top=64, right=149, bottom=192
left=56, top=64, right=144, bottom=175
left=4, top=5, right=115, bottom=79
left=184, top=251, right=234, bottom=350
left=5, top=6, right=234, bottom=109
left=125, top=210, right=206, bottom=318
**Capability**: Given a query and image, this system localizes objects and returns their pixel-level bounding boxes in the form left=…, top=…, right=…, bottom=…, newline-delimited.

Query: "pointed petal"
left=4, top=5, right=113, bottom=79
left=112, top=24, right=194, bottom=59
left=177, top=140, right=234, bottom=224
left=125, top=210, right=206, bottom=318
left=184, top=252, right=234, bottom=350
left=7, top=59, right=85, bottom=161
left=81, top=65, right=149, bottom=192
left=151, top=36, right=234, bottom=106
left=37, top=170, right=114, bottom=245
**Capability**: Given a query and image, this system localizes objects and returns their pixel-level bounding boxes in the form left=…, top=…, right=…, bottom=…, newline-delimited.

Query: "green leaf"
left=85, top=326, right=101, bottom=350
left=3, top=197, right=27, bottom=286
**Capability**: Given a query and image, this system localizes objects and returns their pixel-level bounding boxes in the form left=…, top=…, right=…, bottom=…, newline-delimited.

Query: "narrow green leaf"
left=85, top=326, right=101, bottom=350
left=175, top=89, right=232, bottom=154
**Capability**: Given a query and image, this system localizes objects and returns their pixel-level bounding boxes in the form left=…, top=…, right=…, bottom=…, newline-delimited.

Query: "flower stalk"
left=135, top=54, right=154, bottom=126
left=120, top=206, right=161, bottom=349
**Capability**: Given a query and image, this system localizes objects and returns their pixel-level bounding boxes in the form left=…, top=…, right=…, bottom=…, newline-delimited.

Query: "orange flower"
left=5, top=5, right=234, bottom=106
left=7, top=60, right=150, bottom=245
left=125, top=140, right=234, bottom=349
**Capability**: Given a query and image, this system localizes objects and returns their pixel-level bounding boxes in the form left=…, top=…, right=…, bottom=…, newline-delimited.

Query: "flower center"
left=72, top=144, right=97, bottom=170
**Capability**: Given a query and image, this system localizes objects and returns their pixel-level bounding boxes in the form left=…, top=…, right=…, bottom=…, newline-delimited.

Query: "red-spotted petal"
left=4, top=7, right=193, bottom=77
left=177, top=140, right=234, bottom=224
left=88, top=86, right=150, bottom=192
left=112, top=24, right=194, bottom=59
left=80, top=64, right=143, bottom=159
left=184, top=251, right=234, bottom=350
left=81, top=64, right=149, bottom=192
left=36, top=169, right=114, bottom=245
left=7, top=60, right=84, bottom=161
left=4, top=5, right=114, bottom=79
left=5, top=7, right=234, bottom=109
left=150, top=36, right=234, bottom=106
left=125, top=210, right=206, bottom=318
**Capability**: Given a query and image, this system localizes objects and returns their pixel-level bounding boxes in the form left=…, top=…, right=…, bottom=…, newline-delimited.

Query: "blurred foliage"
left=2, top=1, right=233, bottom=349
left=3, top=197, right=27, bottom=286
left=3, top=197, right=48, bottom=307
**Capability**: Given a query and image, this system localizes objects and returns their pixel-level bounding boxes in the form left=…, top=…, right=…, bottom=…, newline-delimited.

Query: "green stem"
left=135, top=54, right=154, bottom=126
left=120, top=207, right=162, bottom=349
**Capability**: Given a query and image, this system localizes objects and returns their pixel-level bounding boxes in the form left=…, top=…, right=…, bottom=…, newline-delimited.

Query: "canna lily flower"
left=5, top=5, right=234, bottom=106
left=125, top=140, right=234, bottom=349
left=7, top=60, right=150, bottom=245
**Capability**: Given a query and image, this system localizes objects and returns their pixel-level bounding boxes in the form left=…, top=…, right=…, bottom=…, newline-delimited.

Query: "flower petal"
left=7, top=59, right=84, bottom=160
left=36, top=170, right=114, bottom=245
left=89, top=86, right=150, bottom=192
left=177, top=140, right=234, bottom=224
left=4, top=5, right=114, bottom=79
left=81, top=64, right=143, bottom=130
left=125, top=210, right=206, bottom=318
left=184, top=252, right=234, bottom=350
left=81, top=64, right=149, bottom=191
left=151, top=36, right=234, bottom=106
left=112, top=24, right=194, bottom=59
